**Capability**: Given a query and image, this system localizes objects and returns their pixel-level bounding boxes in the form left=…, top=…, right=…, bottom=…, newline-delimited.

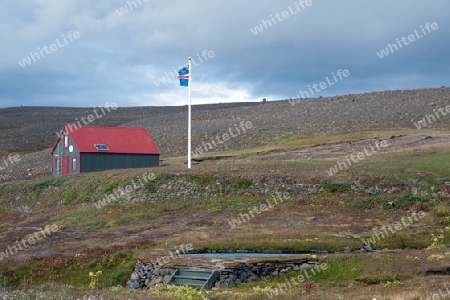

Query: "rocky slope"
left=1, top=87, right=449, bottom=183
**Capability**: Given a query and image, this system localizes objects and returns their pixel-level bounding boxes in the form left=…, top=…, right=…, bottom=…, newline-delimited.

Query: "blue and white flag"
left=178, top=66, right=189, bottom=87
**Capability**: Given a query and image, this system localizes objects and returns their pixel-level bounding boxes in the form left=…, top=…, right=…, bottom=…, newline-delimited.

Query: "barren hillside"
left=1, top=87, right=449, bottom=183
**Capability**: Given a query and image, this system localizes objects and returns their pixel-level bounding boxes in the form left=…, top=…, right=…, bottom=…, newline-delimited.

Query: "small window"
left=55, top=158, right=60, bottom=172
left=94, top=144, right=109, bottom=151
left=72, top=157, right=77, bottom=172
left=64, top=136, right=69, bottom=148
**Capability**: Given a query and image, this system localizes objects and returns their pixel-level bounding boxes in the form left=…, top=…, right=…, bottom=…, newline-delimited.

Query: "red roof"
left=50, top=126, right=160, bottom=155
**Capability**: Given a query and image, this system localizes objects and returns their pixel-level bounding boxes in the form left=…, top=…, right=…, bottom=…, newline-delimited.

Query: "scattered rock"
left=425, top=267, right=450, bottom=276
left=300, top=263, right=312, bottom=271
left=216, top=279, right=235, bottom=288
left=391, top=187, right=401, bottom=194
left=363, top=245, right=374, bottom=252
left=130, top=272, right=139, bottom=282
left=159, top=268, right=170, bottom=276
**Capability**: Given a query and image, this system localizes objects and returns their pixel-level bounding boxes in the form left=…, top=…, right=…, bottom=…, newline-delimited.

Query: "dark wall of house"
left=80, top=153, right=159, bottom=173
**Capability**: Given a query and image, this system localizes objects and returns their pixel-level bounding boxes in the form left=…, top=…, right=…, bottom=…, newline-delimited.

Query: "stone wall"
left=127, top=258, right=325, bottom=290
left=127, top=261, right=176, bottom=289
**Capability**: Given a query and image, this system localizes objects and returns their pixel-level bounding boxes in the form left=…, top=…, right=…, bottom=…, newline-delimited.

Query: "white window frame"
left=64, top=136, right=69, bottom=149
left=55, top=158, right=60, bottom=172
left=72, top=157, right=77, bottom=172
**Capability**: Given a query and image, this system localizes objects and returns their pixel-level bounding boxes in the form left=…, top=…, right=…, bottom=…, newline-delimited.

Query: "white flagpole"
left=188, top=57, right=192, bottom=169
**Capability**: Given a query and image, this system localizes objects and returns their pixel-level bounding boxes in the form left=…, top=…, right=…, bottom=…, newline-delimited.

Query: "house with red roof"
left=50, top=126, right=160, bottom=176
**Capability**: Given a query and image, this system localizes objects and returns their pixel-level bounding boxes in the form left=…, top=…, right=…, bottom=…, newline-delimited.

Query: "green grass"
left=0, top=250, right=137, bottom=289
left=320, top=182, right=351, bottom=193
left=345, top=186, right=447, bottom=212
left=50, top=201, right=162, bottom=230
left=195, top=237, right=361, bottom=253
left=103, top=180, right=120, bottom=195
left=63, top=188, right=78, bottom=204
left=143, top=173, right=176, bottom=193
left=31, top=177, right=69, bottom=192
left=276, top=134, right=308, bottom=144
left=244, top=256, right=364, bottom=290
left=355, top=147, right=450, bottom=180
left=355, top=272, right=399, bottom=286
left=361, top=231, right=433, bottom=250
left=300, top=256, right=363, bottom=286
left=233, top=178, right=253, bottom=189
left=236, top=153, right=250, bottom=159
left=186, top=172, right=215, bottom=186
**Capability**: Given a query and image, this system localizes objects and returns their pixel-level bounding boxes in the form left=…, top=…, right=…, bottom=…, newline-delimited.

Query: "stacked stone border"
left=128, top=257, right=325, bottom=290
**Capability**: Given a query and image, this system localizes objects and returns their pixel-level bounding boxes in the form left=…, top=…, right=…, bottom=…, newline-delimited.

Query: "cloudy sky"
left=1, top=0, right=449, bottom=108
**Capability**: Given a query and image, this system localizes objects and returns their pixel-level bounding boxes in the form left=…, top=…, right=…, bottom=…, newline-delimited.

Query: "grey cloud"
left=0, top=0, right=449, bottom=107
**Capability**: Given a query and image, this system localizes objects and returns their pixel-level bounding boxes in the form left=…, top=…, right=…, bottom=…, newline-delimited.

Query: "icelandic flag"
left=178, top=66, right=189, bottom=87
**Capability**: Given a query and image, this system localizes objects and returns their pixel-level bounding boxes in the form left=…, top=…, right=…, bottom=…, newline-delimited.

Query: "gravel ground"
left=133, top=87, right=450, bottom=158
left=0, top=288, right=73, bottom=300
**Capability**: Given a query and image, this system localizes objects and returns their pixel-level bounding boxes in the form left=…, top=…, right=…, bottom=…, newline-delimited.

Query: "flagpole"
left=188, top=57, right=192, bottom=169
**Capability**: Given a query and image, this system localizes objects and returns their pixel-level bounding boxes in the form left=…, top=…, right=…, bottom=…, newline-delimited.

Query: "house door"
left=62, top=156, right=69, bottom=176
